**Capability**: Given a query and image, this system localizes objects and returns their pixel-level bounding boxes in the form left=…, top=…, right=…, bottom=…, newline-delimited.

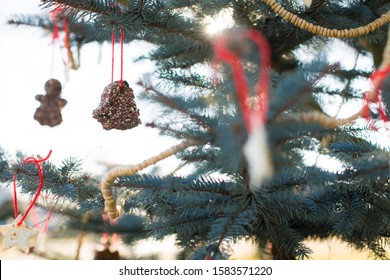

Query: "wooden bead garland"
left=261, top=0, right=390, bottom=38
left=101, top=140, right=198, bottom=220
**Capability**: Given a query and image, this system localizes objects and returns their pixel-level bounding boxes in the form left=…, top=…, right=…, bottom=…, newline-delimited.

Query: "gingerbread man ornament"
left=34, top=79, right=67, bottom=127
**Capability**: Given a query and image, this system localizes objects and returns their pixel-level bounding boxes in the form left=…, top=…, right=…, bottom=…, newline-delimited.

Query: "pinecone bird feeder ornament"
left=34, top=79, right=67, bottom=127
left=92, top=81, right=141, bottom=130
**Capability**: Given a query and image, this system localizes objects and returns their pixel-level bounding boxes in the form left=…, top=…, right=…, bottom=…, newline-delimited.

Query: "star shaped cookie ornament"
left=0, top=214, right=38, bottom=253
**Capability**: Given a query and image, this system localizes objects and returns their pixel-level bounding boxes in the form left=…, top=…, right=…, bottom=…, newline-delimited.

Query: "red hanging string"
left=214, top=30, right=271, bottom=131
left=111, top=27, right=125, bottom=87
left=111, top=27, right=116, bottom=84
left=30, top=206, right=41, bottom=229
left=120, top=28, right=125, bottom=87
left=52, top=19, right=60, bottom=44
left=62, top=18, right=71, bottom=65
left=215, top=36, right=251, bottom=129
left=50, top=7, right=61, bottom=43
left=109, top=1, right=125, bottom=86
left=362, top=65, right=390, bottom=127
left=245, top=30, right=271, bottom=124
left=13, top=150, right=52, bottom=227
left=50, top=6, right=71, bottom=66
left=42, top=207, right=54, bottom=232
left=30, top=200, right=55, bottom=232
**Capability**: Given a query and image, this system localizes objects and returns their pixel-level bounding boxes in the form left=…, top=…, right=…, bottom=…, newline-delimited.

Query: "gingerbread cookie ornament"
left=34, top=79, right=67, bottom=127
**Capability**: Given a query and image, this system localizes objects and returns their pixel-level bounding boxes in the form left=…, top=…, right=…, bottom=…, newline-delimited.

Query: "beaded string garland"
left=260, top=0, right=390, bottom=38
left=214, top=29, right=273, bottom=192
left=0, top=151, right=52, bottom=252
left=101, top=140, right=198, bottom=220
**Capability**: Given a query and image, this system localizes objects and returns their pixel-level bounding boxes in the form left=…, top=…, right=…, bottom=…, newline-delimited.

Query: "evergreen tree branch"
left=269, top=64, right=334, bottom=123
left=283, top=110, right=360, bottom=128
left=145, top=121, right=197, bottom=140
left=308, top=0, right=327, bottom=12
left=371, top=0, right=390, bottom=11
left=8, top=15, right=53, bottom=30
left=141, top=81, right=212, bottom=132
left=115, top=174, right=236, bottom=197
left=214, top=201, right=255, bottom=255
left=41, top=0, right=210, bottom=45
left=40, top=0, right=113, bottom=18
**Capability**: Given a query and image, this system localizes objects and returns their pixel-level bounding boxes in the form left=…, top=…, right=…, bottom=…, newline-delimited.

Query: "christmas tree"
left=1, top=0, right=390, bottom=260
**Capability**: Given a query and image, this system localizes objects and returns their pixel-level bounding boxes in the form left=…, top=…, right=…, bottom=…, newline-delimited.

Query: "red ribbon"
left=13, top=150, right=52, bottom=226
left=214, top=30, right=271, bottom=132
left=50, top=7, right=61, bottom=43
left=50, top=7, right=71, bottom=65
left=30, top=204, right=54, bottom=233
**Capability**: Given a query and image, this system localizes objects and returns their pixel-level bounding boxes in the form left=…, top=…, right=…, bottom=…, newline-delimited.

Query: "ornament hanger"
left=50, top=7, right=76, bottom=71
left=214, top=29, right=273, bottom=191
left=13, top=150, right=52, bottom=226
left=111, top=27, right=125, bottom=86
left=214, top=29, right=271, bottom=131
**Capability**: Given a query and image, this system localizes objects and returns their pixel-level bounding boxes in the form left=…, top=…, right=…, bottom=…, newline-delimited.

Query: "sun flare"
left=205, top=9, right=234, bottom=35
